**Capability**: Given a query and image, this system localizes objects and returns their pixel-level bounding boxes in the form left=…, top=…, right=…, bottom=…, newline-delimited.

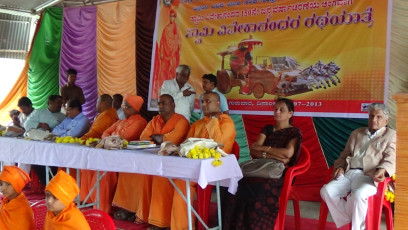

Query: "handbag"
left=239, top=158, right=285, bottom=179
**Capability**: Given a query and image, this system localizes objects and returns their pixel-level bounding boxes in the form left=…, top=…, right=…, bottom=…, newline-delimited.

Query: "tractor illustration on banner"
left=216, top=35, right=341, bottom=98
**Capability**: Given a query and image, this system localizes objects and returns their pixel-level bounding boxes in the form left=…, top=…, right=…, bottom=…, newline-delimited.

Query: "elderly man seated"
left=102, top=95, right=146, bottom=141
left=24, top=95, right=66, bottom=132
left=52, top=99, right=90, bottom=137
left=103, top=95, right=147, bottom=220
left=320, top=103, right=396, bottom=230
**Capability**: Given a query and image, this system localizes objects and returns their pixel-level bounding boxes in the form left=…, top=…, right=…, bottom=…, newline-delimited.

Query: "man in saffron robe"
left=80, top=94, right=119, bottom=213
left=129, top=94, right=190, bottom=228
left=0, top=166, right=35, bottom=230
left=44, top=170, right=90, bottom=229
left=106, top=95, right=147, bottom=220
left=187, top=92, right=236, bottom=154
left=102, top=95, right=146, bottom=141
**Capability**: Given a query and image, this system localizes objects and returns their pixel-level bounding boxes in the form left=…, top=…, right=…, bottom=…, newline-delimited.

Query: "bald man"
left=132, top=94, right=191, bottom=228
left=187, top=92, right=236, bottom=153
left=80, top=94, right=119, bottom=213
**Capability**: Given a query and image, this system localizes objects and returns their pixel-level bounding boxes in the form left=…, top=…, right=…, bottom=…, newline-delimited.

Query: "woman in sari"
left=222, top=98, right=302, bottom=230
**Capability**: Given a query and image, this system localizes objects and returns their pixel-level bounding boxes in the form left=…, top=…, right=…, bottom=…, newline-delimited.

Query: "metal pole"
left=216, top=181, right=222, bottom=229
left=186, top=179, right=192, bottom=230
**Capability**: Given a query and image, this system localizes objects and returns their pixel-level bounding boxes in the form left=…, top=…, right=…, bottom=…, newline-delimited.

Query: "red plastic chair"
left=274, top=145, right=311, bottom=230
left=31, top=199, right=47, bottom=230
left=196, top=141, right=240, bottom=230
left=318, top=168, right=393, bottom=230
left=83, top=209, right=116, bottom=230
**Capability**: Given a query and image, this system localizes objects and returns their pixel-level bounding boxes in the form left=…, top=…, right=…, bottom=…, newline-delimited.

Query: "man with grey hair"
left=320, top=103, right=396, bottom=230
left=160, top=64, right=196, bottom=121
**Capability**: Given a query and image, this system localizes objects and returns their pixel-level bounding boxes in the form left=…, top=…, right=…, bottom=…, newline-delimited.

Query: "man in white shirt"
left=24, top=95, right=66, bottom=131
left=320, top=103, right=396, bottom=230
left=160, top=64, right=196, bottom=122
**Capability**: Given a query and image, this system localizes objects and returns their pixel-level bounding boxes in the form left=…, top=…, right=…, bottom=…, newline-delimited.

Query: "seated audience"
left=105, top=95, right=147, bottom=220
left=52, top=99, right=90, bottom=137
left=118, top=94, right=190, bottom=228
left=113, top=93, right=125, bottom=120
left=0, top=166, right=35, bottom=230
left=320, top=103, right=395, bottom=230
left=222, top=98, right=302, bottom=229
left=44, top=170, right=90, bottom=229
left=80, top=94, right=119, bottom=213
left=160, top=64, right=195, bottom=122
left=199, top=73, right=229, bottom=119
left=24, top=95, right=65, bottom=131
left=60, top=68, right=86, bottom=106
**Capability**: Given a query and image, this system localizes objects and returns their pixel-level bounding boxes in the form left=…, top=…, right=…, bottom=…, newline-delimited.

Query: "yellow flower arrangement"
left=186, top=145, right=223, bottom=167
left=84, top=137, right=100, bottom=146
left=123, top=140, right=128, bottom=148
left=0, top=129, right=6, bottom=136
left=384, top=174, right=396, bottom=203
left=54, top=136, right=84, bottom=145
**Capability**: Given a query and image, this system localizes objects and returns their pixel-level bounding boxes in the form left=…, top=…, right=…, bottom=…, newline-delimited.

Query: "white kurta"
left=160, top=78, right=195, bottom=122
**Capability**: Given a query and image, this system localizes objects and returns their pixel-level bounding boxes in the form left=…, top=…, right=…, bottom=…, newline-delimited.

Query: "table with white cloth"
left=0, top=137, right=243, bottom=229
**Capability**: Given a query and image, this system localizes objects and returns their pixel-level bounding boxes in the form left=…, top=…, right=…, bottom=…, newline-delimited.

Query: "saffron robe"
left=43, top=203, right=90, bottom=230
left=110, top=114, right=147, bottom=215
left=80, top=107, right=119, bottom=213
left=187, top=114, right=236, bottom=153
left=102, top=114, right=147, bottom=141
left=0, top=193, right=35, bottom=230
left=132, top=113, right=190, bottom=225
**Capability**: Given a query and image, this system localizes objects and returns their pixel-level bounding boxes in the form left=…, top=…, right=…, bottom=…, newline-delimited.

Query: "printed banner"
left=148, top=0, right=391, bottom=118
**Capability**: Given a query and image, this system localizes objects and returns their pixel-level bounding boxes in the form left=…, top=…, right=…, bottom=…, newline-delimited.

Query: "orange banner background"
left=149, top=0, right=390, bottom=117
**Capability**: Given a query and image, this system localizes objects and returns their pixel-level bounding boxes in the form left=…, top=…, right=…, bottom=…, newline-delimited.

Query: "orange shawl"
left=140, top=113, right=190, bottom=145
left=43, top=203, right=90, bottom=230
left=0, top=193, right=35, bottom=230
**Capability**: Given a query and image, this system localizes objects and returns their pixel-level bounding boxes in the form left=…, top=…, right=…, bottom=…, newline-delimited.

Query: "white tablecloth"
left=0, top=137, right=243, bottom=194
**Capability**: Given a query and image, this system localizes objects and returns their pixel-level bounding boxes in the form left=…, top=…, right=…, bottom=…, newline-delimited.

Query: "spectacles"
left=121, top=104, right=133, bottom=109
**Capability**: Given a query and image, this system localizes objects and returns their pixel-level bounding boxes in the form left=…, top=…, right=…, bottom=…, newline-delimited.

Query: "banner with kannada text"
left=148, top=0, right=391, bottom=118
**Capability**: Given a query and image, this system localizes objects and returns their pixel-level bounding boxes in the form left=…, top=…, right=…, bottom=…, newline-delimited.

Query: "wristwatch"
left=263, top=146, right=271, bottom=158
